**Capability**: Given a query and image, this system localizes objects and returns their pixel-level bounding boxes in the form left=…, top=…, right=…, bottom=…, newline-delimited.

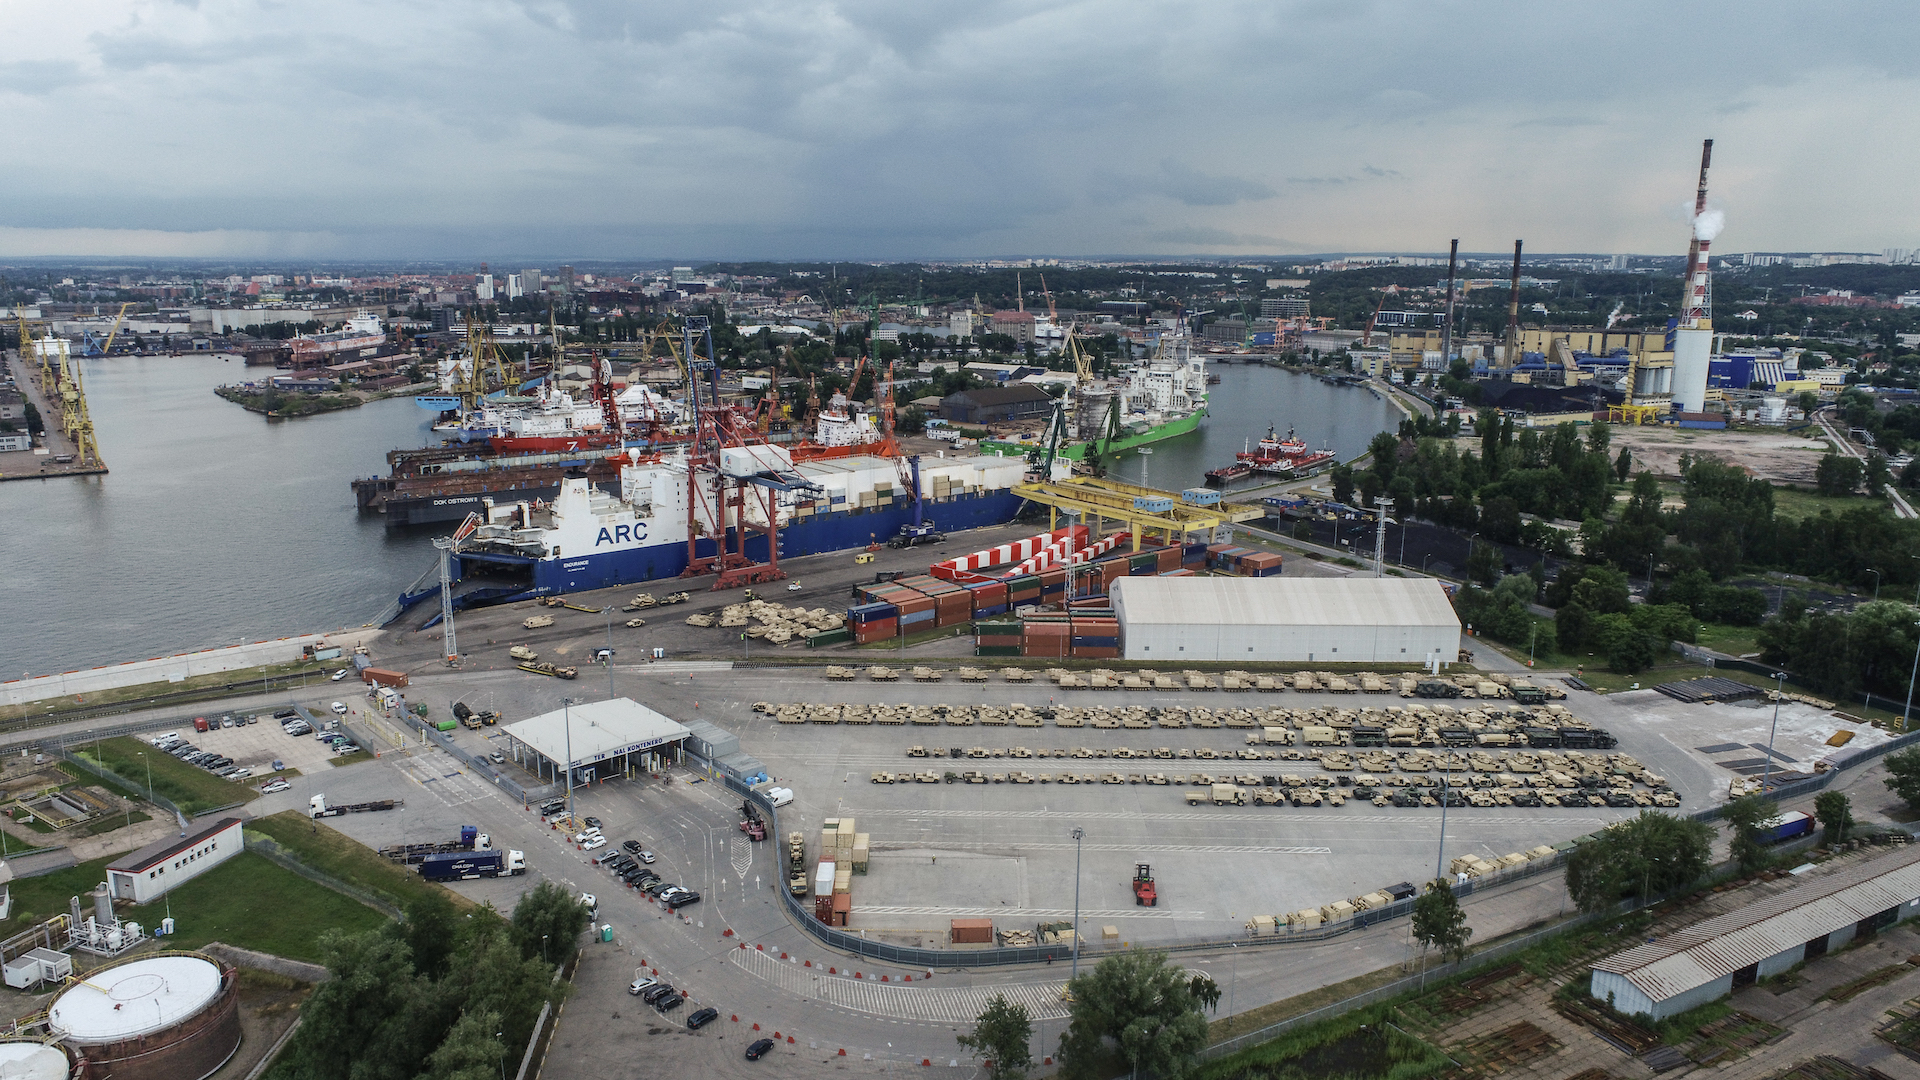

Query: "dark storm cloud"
left=1, top=0, right=1917, bottom=257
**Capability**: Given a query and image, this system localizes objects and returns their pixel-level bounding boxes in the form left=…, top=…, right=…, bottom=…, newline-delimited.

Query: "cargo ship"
left=979, top=323, right=1207, bottom=462
left=412, top=450, right=1028, bottom=609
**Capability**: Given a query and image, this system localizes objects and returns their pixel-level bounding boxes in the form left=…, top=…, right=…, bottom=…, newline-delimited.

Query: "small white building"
left=105, top=817, right=245, bottom=904
left=1591, top=846, right=1920, bottom=1021
left=1111, top=577, right=1460, bottom=665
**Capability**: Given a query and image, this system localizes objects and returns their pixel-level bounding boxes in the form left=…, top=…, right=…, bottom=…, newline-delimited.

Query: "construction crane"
left=57, top=353, right=103, bottom=467
left=1362, top=286, right=1400, bottom=347
left=78, top=303, right=133, bottom=357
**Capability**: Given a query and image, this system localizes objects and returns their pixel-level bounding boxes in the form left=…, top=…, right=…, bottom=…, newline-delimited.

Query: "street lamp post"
left=1070, top=828, right=1084, bottom=985
left=1421, top=553, right=1432, bottom=575
left=1903, top=615, right=1920, bottom=734
left=562, top=696, right=581, bottom=818
left=137, top=751, right=153, bottom=804
left=1760, top=672, right=1787, bottom=794
left=602, top=607, right=616, bottom=698
left=1868, top=568, right=1882, bottom=603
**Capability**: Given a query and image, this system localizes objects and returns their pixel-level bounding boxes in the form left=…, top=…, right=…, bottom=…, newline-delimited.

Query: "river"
left=0, top=354, right=440, bottom=677
left=0, top=355, right=1399, bottom=677
left=1100, top=359, right=1401, bottom=490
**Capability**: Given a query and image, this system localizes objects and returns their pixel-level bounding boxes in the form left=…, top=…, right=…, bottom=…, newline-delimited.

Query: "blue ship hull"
left=424, top=490, right=1027, bottom=611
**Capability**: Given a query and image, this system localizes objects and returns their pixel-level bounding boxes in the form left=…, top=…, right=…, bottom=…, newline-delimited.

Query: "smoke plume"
left=1693, top=207, right=1725, bottom=242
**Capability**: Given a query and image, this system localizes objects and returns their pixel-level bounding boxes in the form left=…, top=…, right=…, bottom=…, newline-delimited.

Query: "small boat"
left=1205, top=462, right=1253, bottom=486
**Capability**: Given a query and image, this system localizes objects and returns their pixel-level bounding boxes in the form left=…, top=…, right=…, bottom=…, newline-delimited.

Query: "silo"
left=0, top=1041, right=70, bottom=1080
left=49, top=955, right=240, bottom=1080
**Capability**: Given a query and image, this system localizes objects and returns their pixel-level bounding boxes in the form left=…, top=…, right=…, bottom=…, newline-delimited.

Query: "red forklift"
left=1133, top=863, right=1157, bottom=907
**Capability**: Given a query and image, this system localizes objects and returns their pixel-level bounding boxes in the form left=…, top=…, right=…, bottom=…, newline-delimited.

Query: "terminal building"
left=1110, top=577, right=1460, bottom=664
left=501, top=698, right=690, bottom=786
left=1591, top=847, right=1920, bottom=1020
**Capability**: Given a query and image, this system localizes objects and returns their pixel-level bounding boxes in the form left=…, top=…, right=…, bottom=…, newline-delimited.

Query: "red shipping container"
left=815, top=896, right=833, bottom=923
left=1022, top=622, right=1071, bottom=635
left=1039, top=567, right=1067, bottom=587
left=1022, top=640, right=1069, bottom=658
left=1070, top=647, right=1120, bottom=659
left=974, top=635, right=1021, bottom=647
left=1101, top=561, right=1128, bottom=586
left=1156, top=547, right=1180, bottom=572
left=950, top=919, right=994, bottom=944
left=1161, top=568, right=1195, bottom=577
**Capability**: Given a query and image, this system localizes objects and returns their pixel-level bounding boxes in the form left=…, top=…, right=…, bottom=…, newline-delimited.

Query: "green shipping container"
left=435, top=719, right=458, bottom=732
left=807, top=629, right=853, bottom=647
left=974, top=645, right=1022, bottom=657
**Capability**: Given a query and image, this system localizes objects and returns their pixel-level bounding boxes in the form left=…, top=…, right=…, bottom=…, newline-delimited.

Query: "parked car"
left=581, top=836, right=606, bottom=851
left=582, top=816, right=603, bottom=829
left=746, top=1038, right=775, bottom=1060
left=687, top=1006, right=718, bottom=1029
left=259, top=779, right=291, bottom=794
left=627, top=978, right=657, bottom=996
left=272, top=708, right=299, bottom=720
left=334, top=743, right=360, bottom=755
left=664, top=890, right=701, bottom=910
left=655, top=994, right=682, bottom=1012
left=330, top=669, right=350, bottom=681
left=641, top=984, right=676, bottom=1004
left=227, top=768, right=253, bottom=780
left=637, top=849, right=656, bottom=864
left=578, top=893, right=596, bottom=912
left=489, top=751, right=506, bottom=764
left=622, top=839, right=643, bottom=853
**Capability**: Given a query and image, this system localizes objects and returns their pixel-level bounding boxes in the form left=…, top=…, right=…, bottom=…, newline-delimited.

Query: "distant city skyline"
left=4, top=1, right=1917, bottom=260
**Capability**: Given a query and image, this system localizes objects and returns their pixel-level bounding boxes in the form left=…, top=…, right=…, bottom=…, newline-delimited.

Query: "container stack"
left=1069, top=615, right=1120, bottom=659
left=973, top=619, right=1022, bottom=656
left=813, top=861, right=836, bottom=922
left=851, top=833, right=869, bottom=874
left=848, top=603, right=898, bottom=645
left=1205, top=545, right=1283, bottom=577
left=963, top=578, right=1010, bottom=618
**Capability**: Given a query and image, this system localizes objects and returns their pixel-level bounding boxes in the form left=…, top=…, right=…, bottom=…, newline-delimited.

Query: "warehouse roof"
left=942, top=385, right=1052, bottom=406
left=1593, top=845, right=1920, bottom=1004
left=1110, top=577, right=1460, bottom=629
left=504, top=698, right=690, bottom=769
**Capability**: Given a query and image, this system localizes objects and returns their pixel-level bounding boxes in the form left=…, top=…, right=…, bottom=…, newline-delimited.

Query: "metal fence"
left=246, top=834, right=403, bottom=918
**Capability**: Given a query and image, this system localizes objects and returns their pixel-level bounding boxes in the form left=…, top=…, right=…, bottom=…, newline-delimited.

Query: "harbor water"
left=1101, top=360, right=1400, bottom=489
left=0, top=355, right=1398, bottom=677
left=0, top=354, right=440, bottom=677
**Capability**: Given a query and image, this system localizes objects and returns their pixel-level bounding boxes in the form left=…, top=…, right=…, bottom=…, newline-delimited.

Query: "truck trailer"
left=417, top=848, right=527, bottom=881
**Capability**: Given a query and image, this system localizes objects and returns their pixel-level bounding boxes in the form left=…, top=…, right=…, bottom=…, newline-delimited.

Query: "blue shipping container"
left=1071, top=636, right=1120, bottom=647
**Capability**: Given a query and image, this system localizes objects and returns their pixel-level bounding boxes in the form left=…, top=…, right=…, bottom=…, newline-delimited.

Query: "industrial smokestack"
left=1672, top=138, right=1717, bottom=412
left=1441, top=239, right=1458, bottom=370
left=1502, top=240, right=1523, bottom=368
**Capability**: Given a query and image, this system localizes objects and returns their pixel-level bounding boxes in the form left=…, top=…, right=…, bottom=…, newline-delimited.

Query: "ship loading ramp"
left=1012, top=475, right=1264, bottom=551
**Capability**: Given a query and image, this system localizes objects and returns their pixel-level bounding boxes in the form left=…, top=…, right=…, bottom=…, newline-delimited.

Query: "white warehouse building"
left=1110, top=577, right=1460, bottom=665
left=1591, top=847, right=1920, bottom=1021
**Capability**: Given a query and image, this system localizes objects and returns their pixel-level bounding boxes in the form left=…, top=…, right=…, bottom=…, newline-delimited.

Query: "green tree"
left=1614, top=446, right=1633, bottom=483
left=1059, top=950, right=1209, bottom=1080
left=22, top=401, right=43, bottom=436
left=420, top=1008, right=506, bottom=1080
left=957, top=993, right=1034, bottom=1080
left=1723, top=793, right=1777, bottom=873
left=1865, top=452, right=1892, bottom=496
left=509, top=881, right=591, bottom=965
left=1188, top=974, right=1222, bottom=1014
left=1564, top=811, right=1714, bottom=913
left=1466, top=539, right=1501, bottom=585
left=1815, top=451, right=1863, bottom=497
left=1814, top=791, right=1853, bottom=844
left=1331, top=464, right=1355, bottom=506
left=1411, top=880, right=1472, bottom=963
left=1797, top=390, right=1820, bottom=417
left=1884, top=747, right=1920, bottom=811
left=403, top=891, right=462, bottom=981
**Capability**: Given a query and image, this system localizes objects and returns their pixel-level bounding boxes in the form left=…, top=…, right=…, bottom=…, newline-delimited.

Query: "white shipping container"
left=815, top=861, right=836, bottom=896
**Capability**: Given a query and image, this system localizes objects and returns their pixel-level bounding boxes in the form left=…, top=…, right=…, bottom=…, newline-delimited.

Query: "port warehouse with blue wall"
left=1590, top=845, right=1920, bottom=1021
left=501, top=699, right=691, bottom=786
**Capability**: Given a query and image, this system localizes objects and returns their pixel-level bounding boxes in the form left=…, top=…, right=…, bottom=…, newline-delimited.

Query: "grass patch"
left=12, top=809, right=54, bottom=833
left=1768, top=485, right=1889, bottom=522
left=1694, top=622, right=1763, bottom=657
left=75, top=736, right=259, bottom=815
left=129, top=851, right=388, bottom=963
left=1, top=854, right=120, bottom=929
left=56, top=761, right=140, bottom=800
left=246, top=811, right=474, bottom=912
left=1196, top=1002, right=1450, bottom=1080
left=330, top=750, right=374, bottom=768
left=78, top=810, right=152, bottom=837
left=1653, top=999, right=1734, bottom=1045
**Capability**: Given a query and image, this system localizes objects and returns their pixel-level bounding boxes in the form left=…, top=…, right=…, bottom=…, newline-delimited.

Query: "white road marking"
left=847, top=807, right=1607, bottom=826
left=731, top=835, right=754, bottom=879
left=873, top=842, right=1332, bottom=855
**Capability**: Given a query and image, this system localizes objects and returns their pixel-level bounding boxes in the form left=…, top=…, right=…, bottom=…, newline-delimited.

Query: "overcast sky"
left=3, top=1, right=1916, bottom=262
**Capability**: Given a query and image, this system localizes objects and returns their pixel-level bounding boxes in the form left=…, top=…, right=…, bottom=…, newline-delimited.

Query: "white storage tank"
left=0, top=1041, right=69, bottom=1080
left=50, top=954, right=240, bottom=1080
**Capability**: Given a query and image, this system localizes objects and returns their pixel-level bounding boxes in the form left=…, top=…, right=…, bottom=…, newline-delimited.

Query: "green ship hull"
left=978, top=409, right=1204, bottom=462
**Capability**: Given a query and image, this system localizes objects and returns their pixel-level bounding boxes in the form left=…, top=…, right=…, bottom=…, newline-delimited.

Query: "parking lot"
left=146, top=710, right=349, bottom=780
